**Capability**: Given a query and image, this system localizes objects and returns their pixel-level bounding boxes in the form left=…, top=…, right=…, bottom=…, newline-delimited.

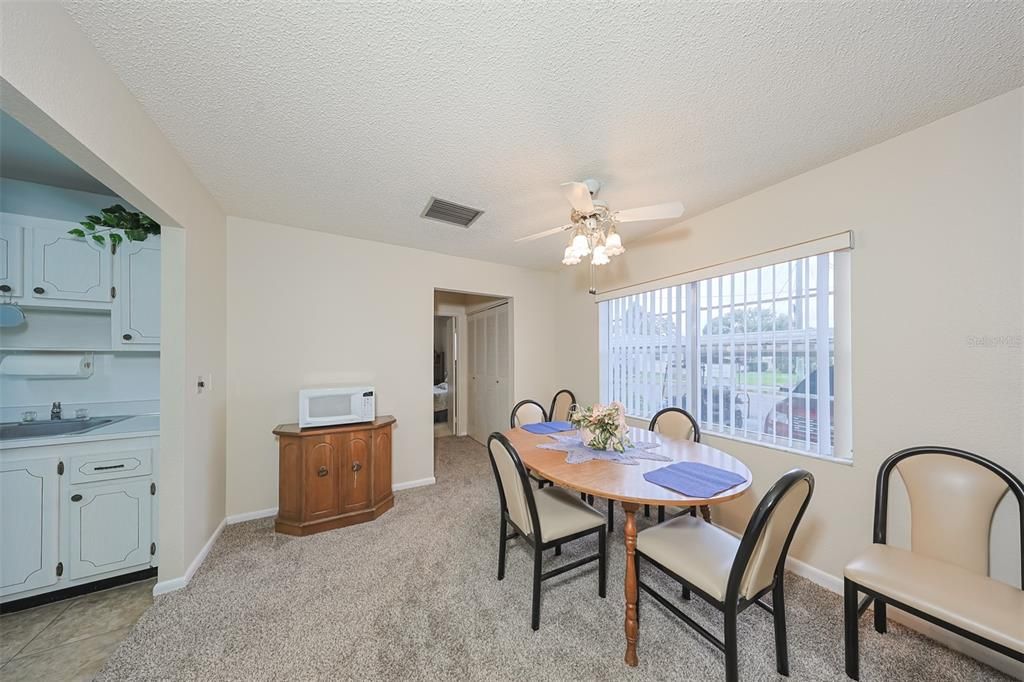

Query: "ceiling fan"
left=516, top=178, right=684, bottom=292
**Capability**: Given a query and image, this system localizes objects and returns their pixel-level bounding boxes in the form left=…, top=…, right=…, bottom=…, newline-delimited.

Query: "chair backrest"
left=486, top=433, right=539, bottom=537
left=728, top=469, right=814, bottom=601
left=510, top=399, right=548, bottom=428
left=649, top=407, right=700, bottom=443
left=874, top=446, right=1024, bottom=581
left=549, top=389, right=577, bottom=422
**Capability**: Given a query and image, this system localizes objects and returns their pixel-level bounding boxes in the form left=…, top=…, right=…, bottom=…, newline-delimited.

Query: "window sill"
left=700, top=430, right=853, bottom=466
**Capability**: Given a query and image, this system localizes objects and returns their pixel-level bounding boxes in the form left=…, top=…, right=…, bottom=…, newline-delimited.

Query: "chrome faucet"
left=50, top=401, right=62, bottom=420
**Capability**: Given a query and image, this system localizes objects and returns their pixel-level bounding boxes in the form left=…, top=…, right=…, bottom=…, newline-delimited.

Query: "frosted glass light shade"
left=605, top=231, right=624, bottom=256
left=591, top=245, right=610, bottom=266
left=571, top=232, right=591, bottom=257
left=562, top=245, right=581, bottom=265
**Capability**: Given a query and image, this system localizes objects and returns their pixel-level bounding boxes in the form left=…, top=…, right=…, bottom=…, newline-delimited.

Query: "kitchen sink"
left=0, top=416, right=130, bottom=441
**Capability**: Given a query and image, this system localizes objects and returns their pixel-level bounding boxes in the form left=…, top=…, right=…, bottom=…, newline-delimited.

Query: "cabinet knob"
left=352, top=462, right=362, bottom=472
left=122, top=333, right=133, bottom=341
left=33, top=286, right=45, bottom=295
left=71, top=494, right=83, bottom=502
left=0, top=285, right=10, bottom=293
left=317, top=466, right=329, bottom=477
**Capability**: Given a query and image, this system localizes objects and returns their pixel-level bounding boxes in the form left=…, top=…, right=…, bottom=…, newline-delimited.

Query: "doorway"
left=433, top=290, right=512, bottom=445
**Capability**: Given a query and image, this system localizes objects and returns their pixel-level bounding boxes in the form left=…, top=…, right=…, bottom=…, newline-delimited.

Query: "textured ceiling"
left=63, top=1, right=1023, bottom=269
left=1, top=111, right=116, bottom=196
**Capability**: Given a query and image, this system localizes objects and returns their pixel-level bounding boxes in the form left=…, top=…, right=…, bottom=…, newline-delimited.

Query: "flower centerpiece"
left=569, top=402, right=632, bottom=453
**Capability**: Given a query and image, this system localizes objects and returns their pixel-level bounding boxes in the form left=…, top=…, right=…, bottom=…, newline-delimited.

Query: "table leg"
left=621, top=501, right=641, bottom=667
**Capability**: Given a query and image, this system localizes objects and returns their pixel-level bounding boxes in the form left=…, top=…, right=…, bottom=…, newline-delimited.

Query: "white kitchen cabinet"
left=0, top=434, right=158, bottom=604
left=30, top=224, right=112, bottom=304
left=112, top=237, right=160, bottom=348
left=68, top=478, right=153, bottom=580
left=0, top=456, right=60, bottom=598
left=0, top=222, right=24, bottom=298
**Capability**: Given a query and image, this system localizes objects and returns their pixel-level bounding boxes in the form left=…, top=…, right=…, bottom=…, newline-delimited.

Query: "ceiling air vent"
left=421, top=197, right=483, bottom=228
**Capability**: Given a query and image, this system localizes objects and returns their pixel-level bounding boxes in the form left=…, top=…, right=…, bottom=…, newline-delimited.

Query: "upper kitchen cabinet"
left=27, top=218, right=112, bottom=307
left=112, top=237, right=160, bottom=348
left=0, top=223, right=24, bottom=298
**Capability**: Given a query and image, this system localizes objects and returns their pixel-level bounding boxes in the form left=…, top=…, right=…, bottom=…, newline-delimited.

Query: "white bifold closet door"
left=467, top=302, right=511, bottom=445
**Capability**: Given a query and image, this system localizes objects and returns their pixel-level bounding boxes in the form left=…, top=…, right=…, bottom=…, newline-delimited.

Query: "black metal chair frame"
left=648, top=407, right=705, bottom=524
left=637, top=469, right=815, bottom=682
left=548, top=388, right=577, bottom=423
left=510, top=399, right=555, bottom=490
left=486, top=433, right=607, bottom=630
left=844, top=446, right=1024, bottom=680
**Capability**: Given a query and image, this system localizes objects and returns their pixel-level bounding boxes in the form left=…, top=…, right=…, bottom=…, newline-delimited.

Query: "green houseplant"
left=69, top=204, right=161, bottom=252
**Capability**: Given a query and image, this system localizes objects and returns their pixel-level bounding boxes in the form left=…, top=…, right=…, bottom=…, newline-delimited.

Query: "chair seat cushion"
left=637, top=515, right=739, bottom=602
left=534, top=487, right=605, bottom=543
left=845, top=544, right=1024, bottom=654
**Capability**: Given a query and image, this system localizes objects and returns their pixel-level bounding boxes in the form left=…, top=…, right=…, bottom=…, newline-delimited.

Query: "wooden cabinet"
left=273, top=417, right=395, bottom=536
left=0, top=457, right=60, bottom=598
left=112, top=237, right=160, bottom=348
left=30, top=225, right=112, bottom=304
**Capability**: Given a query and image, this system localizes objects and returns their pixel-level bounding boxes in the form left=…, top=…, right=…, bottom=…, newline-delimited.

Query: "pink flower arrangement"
left=569, top=401, right=633, bottom=452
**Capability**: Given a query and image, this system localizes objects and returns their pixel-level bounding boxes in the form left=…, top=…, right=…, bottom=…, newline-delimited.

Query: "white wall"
left=225, top=217, right=559, bottom=516
left=1, top=3, right=227, bottom=584
left=0, top=177, right=128, bottom=220
left=558, top=90, right=1023, bottom=584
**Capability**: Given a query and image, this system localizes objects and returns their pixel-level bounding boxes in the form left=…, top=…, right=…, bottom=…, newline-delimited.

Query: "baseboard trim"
left=392, top=477, right=435, bottom=491
left=226, top=507, right=278, bottom=524
left=153, top=517, right=225, bottom=597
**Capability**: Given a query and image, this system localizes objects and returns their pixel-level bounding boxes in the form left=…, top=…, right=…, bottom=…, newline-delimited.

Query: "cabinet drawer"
left=69, top=447, right=153, bottom=484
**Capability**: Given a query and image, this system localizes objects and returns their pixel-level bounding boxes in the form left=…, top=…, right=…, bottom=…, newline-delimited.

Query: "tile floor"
left=0, top=579, right=153, bottom=682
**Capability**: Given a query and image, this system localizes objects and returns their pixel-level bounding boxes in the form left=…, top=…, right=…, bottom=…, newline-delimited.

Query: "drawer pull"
left=93, top=464, right=126, bottom=471
left=71, top=494, right=83, bottom=502
left=317, top=466, right=329, bottom=477
left=352, top=462, right=362, bottom=472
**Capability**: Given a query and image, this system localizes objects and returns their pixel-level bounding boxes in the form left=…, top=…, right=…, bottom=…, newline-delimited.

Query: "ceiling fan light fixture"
left=561, top=245, right=581, bottom=265
left=591, top=244, right=610, bottom=266
left=571, top=230, right=591, bottom=257
left=605, top=227, right=624, bottom=256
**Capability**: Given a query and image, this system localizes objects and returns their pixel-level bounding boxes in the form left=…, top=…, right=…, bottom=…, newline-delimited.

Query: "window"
left=600, top=250, right=849, bottom=459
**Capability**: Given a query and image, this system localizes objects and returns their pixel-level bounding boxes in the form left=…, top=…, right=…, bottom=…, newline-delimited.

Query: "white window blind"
left=600, top=247, right=850, bottom=460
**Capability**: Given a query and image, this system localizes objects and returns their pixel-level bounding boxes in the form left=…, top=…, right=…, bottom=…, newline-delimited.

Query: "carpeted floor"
left=99, top=437, right=1010, bottom=681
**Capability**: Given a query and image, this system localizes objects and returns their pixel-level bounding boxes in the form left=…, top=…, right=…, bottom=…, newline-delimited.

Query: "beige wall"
left=225, top=217, right=560, bottom=516
left=557, top=89, right=1023, bottom=587
left=1, top=3, right=228, bottom=583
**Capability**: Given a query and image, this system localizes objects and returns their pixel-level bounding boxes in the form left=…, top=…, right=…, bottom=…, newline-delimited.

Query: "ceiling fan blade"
left=514, top=224, right=574, bottom=243
left=560, top=182, right=594, bottom=213
left=615, top=201, right=685, bottom=223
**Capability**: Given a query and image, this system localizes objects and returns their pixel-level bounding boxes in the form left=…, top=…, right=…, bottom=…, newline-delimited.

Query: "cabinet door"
left=31, top=225, right=112, bottom=303
left=0, top=457, right=60, bottom=597
left=114, top=237, right=160, bottom=347
left=302, top=436, right=340, bottom=521
left=0, top=222, right=24, bottom=297
left=372, top=428, right=392, bottom=504
left=341, top=432, right=372, bottom=512
left=68, top=479, right=152, bottom=580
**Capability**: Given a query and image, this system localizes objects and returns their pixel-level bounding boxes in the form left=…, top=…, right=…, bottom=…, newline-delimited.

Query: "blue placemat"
left=643, top=461, right=746, bottom=497
left=520, top=421, right=573, bottom=434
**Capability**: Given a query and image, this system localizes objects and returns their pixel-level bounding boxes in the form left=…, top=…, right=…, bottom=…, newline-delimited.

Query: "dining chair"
left=510, top=399, right=553, bottom=489
left=548, top=388, right=577, bottom=422
left=636, top=469, right=814, bottom=682
left=649, top=407, right=707, bottom=523
left=487, top=432, right=607, bottom=630
left=843, top=446, right=1024, bottom=679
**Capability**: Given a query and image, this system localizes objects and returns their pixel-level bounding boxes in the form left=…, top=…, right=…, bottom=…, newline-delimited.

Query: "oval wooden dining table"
left=503, top=424, right=752, bottom=668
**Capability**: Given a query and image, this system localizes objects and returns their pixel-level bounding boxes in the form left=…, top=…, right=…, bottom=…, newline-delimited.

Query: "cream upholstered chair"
left=649, top=407, right=706, bottom=523
left=548, top=389, right=577, bottom=422
left=636, top=469, right=814, bottom=682
left=843, top=446, right=1024, bottom=679
left=510, top=399, right=547, bottom=428
left=510, top=399, right=553, bottom=490
left=487, top=433, right=607, bottom=630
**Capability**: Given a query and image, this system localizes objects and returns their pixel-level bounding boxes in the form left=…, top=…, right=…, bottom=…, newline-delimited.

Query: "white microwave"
left=298, top=386, right=375, bottom=428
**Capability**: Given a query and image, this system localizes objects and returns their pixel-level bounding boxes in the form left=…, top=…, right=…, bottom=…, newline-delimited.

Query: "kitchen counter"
left=0, top=414, right=160, bottom=449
